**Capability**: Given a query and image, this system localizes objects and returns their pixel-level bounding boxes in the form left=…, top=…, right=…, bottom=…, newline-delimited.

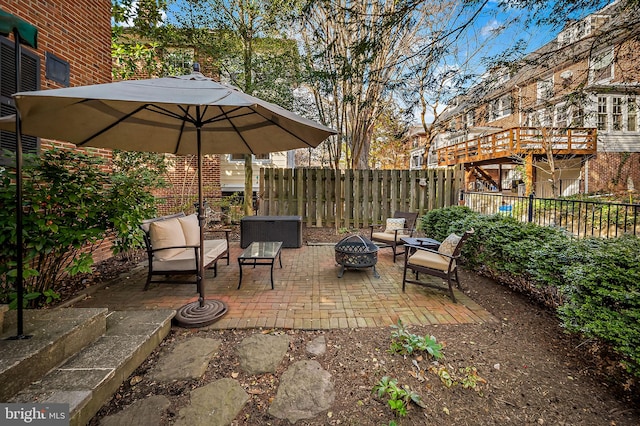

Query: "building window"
left=597, top=97, right=608, bottom=130
left=489, top=95, right=512, bottom=121
left=229, top=153, right=270, bottom=161
left=595, top=96, right=639, bottom=132
left=163, top=47, right=194, bottom=76
left=466, top=111, right=475, bottom=128
left=612, top=97, right=623, bottom=131
left=410, top=152, right=423, bottom=169
left=45, top=52, right=70, bottom=87
left=557, top=18, right=591, bottom=46
left=0, top=37, right=40, bottom=159
left=590, top=48, right=613, bottom=83
left=628, top=97, right=637, bottom=132
left=555, top=104, right=568, bottom=127
left=537, top=76, right=554, bottom=103
left=571, top=105, right=584, bottom=127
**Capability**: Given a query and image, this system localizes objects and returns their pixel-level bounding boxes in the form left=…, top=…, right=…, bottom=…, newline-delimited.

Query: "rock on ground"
left=150, top=337, right=221, bottom=381
left=306, top=335, right=327, bottom=356
left=236, top=333, right=290, bottom=374
left=174, top=378, right=249, bottom=426
left=99, top=395, right=170, bottom=426
left=269, top=360, right=335, bottom=424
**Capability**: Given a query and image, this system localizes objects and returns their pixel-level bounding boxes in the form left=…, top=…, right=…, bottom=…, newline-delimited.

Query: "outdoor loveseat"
left=140, top=212, right=230, bottom=290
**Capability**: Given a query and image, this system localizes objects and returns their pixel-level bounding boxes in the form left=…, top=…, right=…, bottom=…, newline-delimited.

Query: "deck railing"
left=437, top=127, right=597, bottom=166
left=463, top=191, right=639, bottom=238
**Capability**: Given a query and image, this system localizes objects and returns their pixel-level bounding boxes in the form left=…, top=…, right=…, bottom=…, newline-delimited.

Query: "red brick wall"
left=4, top=1, right=114, bottom=262
left=2, top=0, right=112, bottom=88
left=587, top=152, right=640, bottom=194
left=154, top=155, right=222, bottom=216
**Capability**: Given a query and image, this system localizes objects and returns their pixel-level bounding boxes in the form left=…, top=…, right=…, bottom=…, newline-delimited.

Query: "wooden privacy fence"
left=258, top=167, right=463, bottom=228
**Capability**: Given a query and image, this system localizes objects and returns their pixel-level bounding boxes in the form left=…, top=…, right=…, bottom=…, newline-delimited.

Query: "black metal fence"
left=463, top=191, right=640, bottom=238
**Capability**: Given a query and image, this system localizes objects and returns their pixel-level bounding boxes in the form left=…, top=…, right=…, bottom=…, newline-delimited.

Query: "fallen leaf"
left=231, top=372, right=239, bottom=378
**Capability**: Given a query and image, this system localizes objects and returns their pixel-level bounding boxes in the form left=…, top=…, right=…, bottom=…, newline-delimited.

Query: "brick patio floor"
left=72, top=243, right=496, bottom=329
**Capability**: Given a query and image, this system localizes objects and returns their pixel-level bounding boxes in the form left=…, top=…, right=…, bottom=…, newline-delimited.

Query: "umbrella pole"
left=10, top=29, right=31, bottom=340
left=197, top=125, right=205, bottom=307
left=174, top=114, right=227, bottom=328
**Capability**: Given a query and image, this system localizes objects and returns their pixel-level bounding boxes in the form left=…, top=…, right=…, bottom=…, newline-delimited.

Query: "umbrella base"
left=174, top=299, right=228, bottom=328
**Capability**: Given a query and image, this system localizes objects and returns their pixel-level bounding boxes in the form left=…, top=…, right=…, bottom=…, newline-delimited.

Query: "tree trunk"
left=244, top=154, right=253, bottom=216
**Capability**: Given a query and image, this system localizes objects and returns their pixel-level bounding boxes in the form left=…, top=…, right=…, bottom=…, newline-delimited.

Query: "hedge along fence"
left=420, top=206, right=640, bottom=380
left=258, top=167, right=463, bottom=228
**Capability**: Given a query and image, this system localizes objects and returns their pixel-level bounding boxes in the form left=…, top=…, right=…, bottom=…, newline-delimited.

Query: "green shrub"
left=424, top=206, right=640, bottom=378
left=559, top=236, right=640, bottom=376
left=0, top=148, right=167, bottom=307
left=420, top=205, right=474, bottom=240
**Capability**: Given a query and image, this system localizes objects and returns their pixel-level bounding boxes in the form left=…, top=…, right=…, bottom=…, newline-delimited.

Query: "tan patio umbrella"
left=8, top=67, right=336, bottom=327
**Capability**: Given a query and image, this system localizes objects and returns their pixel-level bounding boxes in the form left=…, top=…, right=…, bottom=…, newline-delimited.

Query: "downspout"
left=584, top=159, right=589, bottom=193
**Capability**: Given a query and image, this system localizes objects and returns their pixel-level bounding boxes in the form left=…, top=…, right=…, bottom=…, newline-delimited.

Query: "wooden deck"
left=436, top=127, right=597, bottom=166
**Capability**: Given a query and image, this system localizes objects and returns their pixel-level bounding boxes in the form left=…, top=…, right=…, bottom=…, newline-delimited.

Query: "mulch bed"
left=61, top=226, right=639, bottom=425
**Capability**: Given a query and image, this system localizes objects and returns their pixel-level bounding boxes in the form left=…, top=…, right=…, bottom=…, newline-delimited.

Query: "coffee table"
left=399, top=237, right=440, bottom=250
left=238, top=241, right=283, bottom=289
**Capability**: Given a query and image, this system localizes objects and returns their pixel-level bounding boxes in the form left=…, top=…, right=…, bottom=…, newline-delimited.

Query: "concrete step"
left=0, top=307, right=108, bottom=402
left=9, top=309, right=174, bottom=426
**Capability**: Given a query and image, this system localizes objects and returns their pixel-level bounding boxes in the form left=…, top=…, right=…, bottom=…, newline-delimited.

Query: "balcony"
left=436, top=127, right=597, bottom=166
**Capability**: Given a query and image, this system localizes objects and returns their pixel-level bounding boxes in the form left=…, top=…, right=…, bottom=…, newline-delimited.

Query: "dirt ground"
left=69, top=226, right=640, bottom=425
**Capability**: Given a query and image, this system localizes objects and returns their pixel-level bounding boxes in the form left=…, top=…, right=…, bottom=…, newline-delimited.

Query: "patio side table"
left=238, top=241, right=283, bottom=289
left=399, top=237, right=440, bottom=250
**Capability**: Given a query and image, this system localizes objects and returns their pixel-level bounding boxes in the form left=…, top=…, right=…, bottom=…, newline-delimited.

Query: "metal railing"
left=463, top=191, right=639, bottom=238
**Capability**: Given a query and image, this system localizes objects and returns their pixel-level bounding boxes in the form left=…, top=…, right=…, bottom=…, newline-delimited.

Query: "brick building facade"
left=1, top=0, right=115, bottom=261
left=426, top=1, right=640, bottom=197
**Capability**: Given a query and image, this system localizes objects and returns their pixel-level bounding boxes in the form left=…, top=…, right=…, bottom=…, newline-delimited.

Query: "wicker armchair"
left=402, top=229, right=474, bottom=302
left=369, top=211, right=419, bottom=263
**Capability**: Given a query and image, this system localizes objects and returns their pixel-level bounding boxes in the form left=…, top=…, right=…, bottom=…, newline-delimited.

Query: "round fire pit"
left=335, top=235, right=380, bottom=278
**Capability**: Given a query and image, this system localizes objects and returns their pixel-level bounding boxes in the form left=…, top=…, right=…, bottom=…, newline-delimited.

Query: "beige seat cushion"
left=408, top=249, right=453, bottom=272
left=372, top=231, right=406, bottom=243
left=178, top=214, right=200, bottom=246
left=384, top=218, right=405, bottom=234
left=149, top=218, right=186, bottom=260
left=153, top=239, right=228, bottom=272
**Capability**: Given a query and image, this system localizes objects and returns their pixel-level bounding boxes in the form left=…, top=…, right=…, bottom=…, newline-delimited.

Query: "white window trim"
left=554, top=102, right=569, bottom=127
left=488, top=95, right=512, bottom=122
left=592, top=95, right=639, bottom=133
left=589, top=47, right=614, bottom=84
left=228, top=153, right=271, bottom=163
left=537, top=76, right=554, bottom=103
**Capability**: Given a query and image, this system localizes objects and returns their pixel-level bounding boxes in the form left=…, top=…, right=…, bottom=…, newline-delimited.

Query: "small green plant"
left=372, top=376, right=425, bottom=417
left=434, top=365, right=455, bottom=387
left=8, top=288, right=60, bottom=309
left=460, top=366, right=486, bottom=391
left=426, top=364, right=487, bottom=392
left=389, top=320, right=443, bottom=359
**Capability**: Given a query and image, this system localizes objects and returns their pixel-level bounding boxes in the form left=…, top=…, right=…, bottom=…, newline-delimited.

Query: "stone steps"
left=1, top=307, right=174, bottom=426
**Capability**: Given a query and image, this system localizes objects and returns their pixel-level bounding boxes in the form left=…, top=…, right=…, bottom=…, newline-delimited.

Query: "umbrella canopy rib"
left=222, top=108, right=255, bottom=155
left=76, top=102, right=151, bottom=147
left=249, top=106, right=318, bottom=149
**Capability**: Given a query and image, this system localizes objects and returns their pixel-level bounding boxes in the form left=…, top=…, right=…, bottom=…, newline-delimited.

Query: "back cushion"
left=438, top=233, right=461, bottom=256
left=385, top=218, right=406, bottom=234
left=178, top=214, right=200, bottom=247
left=149, top=218, right=186, bottom=260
